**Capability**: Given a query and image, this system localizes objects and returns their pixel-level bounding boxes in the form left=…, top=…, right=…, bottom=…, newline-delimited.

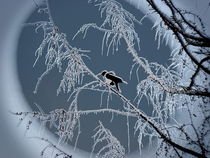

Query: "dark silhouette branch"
left=188, top=56, right=210, bottom=89
left=146, top=0, right=210, bottom=75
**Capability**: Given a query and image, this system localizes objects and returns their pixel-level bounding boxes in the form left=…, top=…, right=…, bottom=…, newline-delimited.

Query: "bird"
left=101, top=70, right=127, bottom=92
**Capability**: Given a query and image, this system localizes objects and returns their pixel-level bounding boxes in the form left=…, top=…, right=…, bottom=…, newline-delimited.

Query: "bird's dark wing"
left=105, top=73, right=123, bottom=83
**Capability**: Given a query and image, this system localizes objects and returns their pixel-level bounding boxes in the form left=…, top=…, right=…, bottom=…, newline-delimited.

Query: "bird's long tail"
left=123, top=80, right=128, bottom=84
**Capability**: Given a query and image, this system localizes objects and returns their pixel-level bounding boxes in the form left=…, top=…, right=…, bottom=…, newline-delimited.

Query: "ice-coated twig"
left=11, top=105, right=80, bottom=147
left=27, top=1, right=90, bottom=95
left=91, top=121, right=126, bottom=158
left=29, top=137, right=72, bottom=158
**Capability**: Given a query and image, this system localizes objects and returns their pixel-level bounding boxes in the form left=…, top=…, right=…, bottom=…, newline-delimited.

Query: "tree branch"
left=77, top=24, right=210, bottom=97
left=146, top=0, right=210, bottom=75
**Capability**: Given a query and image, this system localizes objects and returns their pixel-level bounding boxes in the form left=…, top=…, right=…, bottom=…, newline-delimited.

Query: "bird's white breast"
left=104, top=78, right=112, bottom=84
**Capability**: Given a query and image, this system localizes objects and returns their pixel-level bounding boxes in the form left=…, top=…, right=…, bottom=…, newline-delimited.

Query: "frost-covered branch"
left=27, top=1, right=90, bottom=95
left=74, top=1, right=210, bottom=97
left=30, top=137, right=72, bottom=158
left=91, top=121, right=126, bottom=158
left=145, top=0, right=210, bottom=75
left=11, top=103, right=80, bottom=146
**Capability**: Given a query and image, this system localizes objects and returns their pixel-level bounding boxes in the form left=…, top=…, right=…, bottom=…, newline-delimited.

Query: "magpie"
left=101, top=70, right=127, bottom=92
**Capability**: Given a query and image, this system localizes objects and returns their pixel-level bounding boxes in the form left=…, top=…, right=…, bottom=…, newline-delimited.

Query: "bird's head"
left=101, top=70, right=107, bottom=76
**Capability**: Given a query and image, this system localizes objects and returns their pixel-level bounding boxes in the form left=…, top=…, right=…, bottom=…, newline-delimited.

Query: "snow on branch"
left=146, top=0, right=210, bottom=75
left=11, top=102, right=80, bottom=147
left=134, top=118, right=158, bottom=156
left=30, top=137, right=72, bottom=158
left=136, top=61, right=180, bottom=115
left=91, top=121, right=126, bottom=158
left=75, top=0, right=140, bottom=55
left=57, top=50, right=88, bottom=95
left=28, top=11, right=90, bottom=95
